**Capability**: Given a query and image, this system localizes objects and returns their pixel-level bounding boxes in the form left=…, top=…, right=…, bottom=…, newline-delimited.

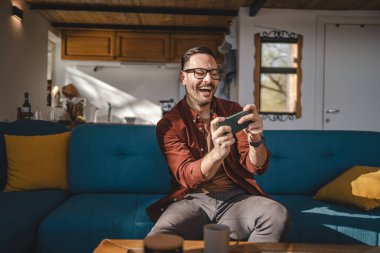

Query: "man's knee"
left=273, top=203, right=290, bottom=224
left=254, top=201, right=290, bottom=233
left=248, top=201, right=290, bottom=242
left=266, top=202, right=291, bottom=241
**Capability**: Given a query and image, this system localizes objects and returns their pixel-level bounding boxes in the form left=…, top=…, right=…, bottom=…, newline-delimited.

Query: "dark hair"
left=181, top=46, right=216, bottom=70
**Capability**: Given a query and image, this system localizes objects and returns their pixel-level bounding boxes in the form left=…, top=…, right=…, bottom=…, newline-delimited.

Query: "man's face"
left=181, top=53, right=219, bottom=109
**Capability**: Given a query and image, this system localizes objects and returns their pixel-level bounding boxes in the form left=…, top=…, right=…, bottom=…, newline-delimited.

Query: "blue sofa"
left=0, top=120, right=379, bottom=253
left=0, top=120, right=71, bottom=253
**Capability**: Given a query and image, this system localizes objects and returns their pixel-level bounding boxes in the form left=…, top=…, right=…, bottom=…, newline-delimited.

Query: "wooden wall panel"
left=115, top=32, right=170, bottom=62
left=61, top=30, right=115, bottom=60
left=170, top=33, right=224, bottom=63
left=61, top=29, right=224, bottom=63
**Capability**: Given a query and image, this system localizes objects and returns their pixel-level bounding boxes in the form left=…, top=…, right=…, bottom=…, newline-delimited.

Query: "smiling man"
left=147, top=46, right=290, bottom=242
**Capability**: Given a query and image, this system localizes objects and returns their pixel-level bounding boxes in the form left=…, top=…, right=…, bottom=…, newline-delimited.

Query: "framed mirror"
left=254, top=30, right=303, bottom=121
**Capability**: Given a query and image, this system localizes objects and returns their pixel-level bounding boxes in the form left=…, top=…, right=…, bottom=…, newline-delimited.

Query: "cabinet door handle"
left=326, top=109, right=340, bottom=114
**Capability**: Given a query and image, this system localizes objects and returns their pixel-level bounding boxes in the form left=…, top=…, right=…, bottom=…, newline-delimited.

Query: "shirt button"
left=193, top=119, right=196, bottom=123
left=173, top=198, right=177, bottom=202
left=200, top=148, right=204, bottom=152
left=199, top=127, right=202, bottom=131
left=160, top=208, right=165, bottom=212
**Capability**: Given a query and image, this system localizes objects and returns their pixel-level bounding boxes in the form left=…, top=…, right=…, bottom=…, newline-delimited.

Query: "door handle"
left=326, top=109, right=340, bottom=114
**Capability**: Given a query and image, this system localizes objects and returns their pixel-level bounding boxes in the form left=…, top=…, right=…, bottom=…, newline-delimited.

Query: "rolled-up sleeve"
left=156, top=118, right=208, bottom=188
left=235, top=130, right=270, bottom=175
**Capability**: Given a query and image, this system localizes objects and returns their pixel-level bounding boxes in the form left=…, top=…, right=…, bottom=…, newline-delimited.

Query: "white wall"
left=77, top=64, right=180, bottom=105
left=0, top=0, right=52, bottom=121
left=77, top=64, right=180, bottom=124
left=54, top=58, right=180, bottom=124
left=237, top=8, right=380, bottom=130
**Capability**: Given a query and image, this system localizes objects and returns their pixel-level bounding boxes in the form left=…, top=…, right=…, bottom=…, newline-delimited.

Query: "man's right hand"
left=200, top=117, right=235, bottom=180
left=210, top=117, right=235, bottom=160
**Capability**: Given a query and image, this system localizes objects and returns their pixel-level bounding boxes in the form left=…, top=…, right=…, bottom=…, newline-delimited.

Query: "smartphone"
left=217, top=110, right=253, bottom=134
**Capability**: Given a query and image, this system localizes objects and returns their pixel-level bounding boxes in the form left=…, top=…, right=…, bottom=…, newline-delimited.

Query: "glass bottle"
left=21, top=92, right=31, bottom=119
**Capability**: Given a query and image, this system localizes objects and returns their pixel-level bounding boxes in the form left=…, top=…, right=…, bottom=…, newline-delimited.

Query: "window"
left=254, top=30, right=303, bottom=121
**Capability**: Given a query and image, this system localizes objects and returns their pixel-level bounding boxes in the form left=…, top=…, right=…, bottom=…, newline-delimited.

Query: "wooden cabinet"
left=61, top=29, right=224, bottom=63
left=61, top=30, right=115, bottom=60
left=115, top=32, right=170, bottom=62
left=170, top=33, right=224, bottom=63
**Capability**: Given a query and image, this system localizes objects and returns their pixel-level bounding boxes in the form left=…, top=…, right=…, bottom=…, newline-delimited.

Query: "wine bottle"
left=21, top=92, right=31, bottom=119
left=47, top=80, right=52, bottom=106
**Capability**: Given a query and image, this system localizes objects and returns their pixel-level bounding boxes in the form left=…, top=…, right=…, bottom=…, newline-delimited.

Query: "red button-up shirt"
left=147, top=96, right=270, bottom=221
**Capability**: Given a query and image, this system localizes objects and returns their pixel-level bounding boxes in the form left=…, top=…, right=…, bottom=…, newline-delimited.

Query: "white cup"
left=204, top=224, right=240, bottom=253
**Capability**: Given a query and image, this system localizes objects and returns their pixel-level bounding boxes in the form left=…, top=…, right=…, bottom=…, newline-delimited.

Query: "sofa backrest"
left=256, top=130, right=380, bottom=195
left=0, top=120, right=70, bottom=191
left=0, top=122, right=9, bottom=190
left=5, top=120, right=69, bottom=136
left=68, top=124, right=171, bottom=194
left=68, top=126, right=380, bottom=195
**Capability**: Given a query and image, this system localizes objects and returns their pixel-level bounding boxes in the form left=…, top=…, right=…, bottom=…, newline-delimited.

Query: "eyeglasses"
left=182, top=68, right=223, bottom=80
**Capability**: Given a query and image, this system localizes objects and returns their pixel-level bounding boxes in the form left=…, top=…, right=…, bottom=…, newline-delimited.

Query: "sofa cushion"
left=69, top=124, right=171, bottom=193
left=257, top=130, right=380, bottom=195
left=38, top=193, right=163, bottom=253
left=4, top=132, right=71, bottom=192
left=0, top=190, right=70, bottom=253
left=314, top=166, right=380, bottom=211
left=273, top=195, right=380, bottom=246
left=1, top=120, right=69, bottom=191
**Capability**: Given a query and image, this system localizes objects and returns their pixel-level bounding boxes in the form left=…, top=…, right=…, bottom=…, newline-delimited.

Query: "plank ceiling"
left=24, top=0, right=380, bottom=33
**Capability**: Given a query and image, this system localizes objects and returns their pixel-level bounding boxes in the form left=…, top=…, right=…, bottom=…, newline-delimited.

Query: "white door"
left=323, top=24, right=380, bottom=131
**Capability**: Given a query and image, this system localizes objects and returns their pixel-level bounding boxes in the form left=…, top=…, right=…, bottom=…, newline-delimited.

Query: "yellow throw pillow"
left=4, top=131, right=71, bottom=192
left=314, top=166, right=380, bottom=211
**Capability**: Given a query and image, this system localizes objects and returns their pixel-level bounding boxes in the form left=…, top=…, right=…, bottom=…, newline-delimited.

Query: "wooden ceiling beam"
left=249, top=0, right=267, bottom=16
left=29, top=3, right=237, bottom=17
left=51, top=22, right=228, bottom=33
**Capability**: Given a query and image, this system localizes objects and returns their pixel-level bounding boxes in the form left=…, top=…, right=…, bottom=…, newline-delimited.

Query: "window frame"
left=254, top=32, right=303, bottom=120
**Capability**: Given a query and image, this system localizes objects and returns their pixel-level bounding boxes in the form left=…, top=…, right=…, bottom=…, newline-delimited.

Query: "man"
left=147, top=46, right=289, bottom=242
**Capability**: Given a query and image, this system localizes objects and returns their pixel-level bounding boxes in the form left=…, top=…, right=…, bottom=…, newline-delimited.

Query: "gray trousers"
left=148, top=188, right=290, bottom=242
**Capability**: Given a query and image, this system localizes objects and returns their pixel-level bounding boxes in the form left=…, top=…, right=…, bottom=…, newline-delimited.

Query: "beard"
left=185, top=84, right=216, bottom=108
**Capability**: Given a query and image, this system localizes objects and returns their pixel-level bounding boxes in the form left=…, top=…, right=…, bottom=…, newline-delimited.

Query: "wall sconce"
left=12, top=5, right=23, bottom=21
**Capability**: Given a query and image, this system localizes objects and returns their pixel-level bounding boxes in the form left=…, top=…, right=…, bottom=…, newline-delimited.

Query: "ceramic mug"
left=203, top=224, right=240, bottom=253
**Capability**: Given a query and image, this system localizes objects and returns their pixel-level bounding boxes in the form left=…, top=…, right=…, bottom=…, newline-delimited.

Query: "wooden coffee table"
left=93, top=239, right=380, bottom=253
